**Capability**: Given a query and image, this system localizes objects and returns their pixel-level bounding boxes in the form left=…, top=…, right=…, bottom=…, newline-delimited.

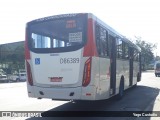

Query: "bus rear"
left=25, top=13, right=98, bottom=101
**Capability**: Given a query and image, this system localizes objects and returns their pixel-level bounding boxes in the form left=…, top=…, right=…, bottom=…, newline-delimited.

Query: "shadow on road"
left=27, top=85, right=159, bottom=120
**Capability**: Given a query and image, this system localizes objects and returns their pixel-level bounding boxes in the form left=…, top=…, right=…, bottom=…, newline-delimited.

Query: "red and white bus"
left=25, top=13, right=141, bottom=101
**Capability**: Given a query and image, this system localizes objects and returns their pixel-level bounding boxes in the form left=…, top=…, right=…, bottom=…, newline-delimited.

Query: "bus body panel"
left=115, top=59, right=121, bottom=94
left=27, top=57, right=99, bottom=100
left=124, top=60, right=130, bottom=89
left=116, top=59, right=130, bottom=93
left=116, top=60, right=138, bottom=92
left=26, top=67, right=35, bottom=98
left=133, top=62, right=139, bottom=84
left=81, top=85, right=97, bottom=100
left=98, top=57, right=110, bottom=99
left=30, top=49, right=83, bottom=87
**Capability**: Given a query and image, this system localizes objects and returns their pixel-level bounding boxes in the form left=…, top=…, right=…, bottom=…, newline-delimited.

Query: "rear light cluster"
left=82, top=57, right=92, bottom=87
left=26, top=61, right=33, bottom=86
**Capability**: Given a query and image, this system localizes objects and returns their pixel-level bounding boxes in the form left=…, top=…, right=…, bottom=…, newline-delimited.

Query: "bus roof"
left=27, top=13, right=141, bottom=52
left=90, top=13, right=141, bottom=52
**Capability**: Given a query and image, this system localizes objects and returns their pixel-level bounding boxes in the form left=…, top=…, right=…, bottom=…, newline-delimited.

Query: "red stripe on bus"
left=83, top=18, right=98, bottom=57
left=25, top=31, right=30, bottom=60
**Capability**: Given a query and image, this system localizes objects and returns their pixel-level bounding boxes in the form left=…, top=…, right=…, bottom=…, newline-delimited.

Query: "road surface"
left=0, top=70, right=160, bottom=120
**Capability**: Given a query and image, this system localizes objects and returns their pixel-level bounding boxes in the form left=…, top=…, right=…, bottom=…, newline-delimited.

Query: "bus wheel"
left=117, top=78, right=124, bottom=100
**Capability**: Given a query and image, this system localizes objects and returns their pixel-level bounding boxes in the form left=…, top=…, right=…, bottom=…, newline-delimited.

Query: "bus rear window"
left=31, top=32, right=82, bottom=49
left=28, top=15, right=87, bottom=53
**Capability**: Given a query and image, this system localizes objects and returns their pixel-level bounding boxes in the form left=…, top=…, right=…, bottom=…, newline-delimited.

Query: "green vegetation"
left=134, top=36, right=157, bottom=71
left=0, top=41, right=24, bottom=74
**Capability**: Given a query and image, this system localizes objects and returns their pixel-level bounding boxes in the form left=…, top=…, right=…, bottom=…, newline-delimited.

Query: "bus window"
left=117, top=38, right=122, bottom=59
left=123, top=42, right=129, bottom=59
left=96, top=25, right=101, bottom=55
left=133, top=49, right=139, bottom=61
left=32, top=33, right=51, bottom=48
left=96, top=24, right=109, bottom=57
left=53, top=39, right=65, bottom=48
left=100, top=27, right=108, bottom=57
left=29, top=15, right=87, bottom=53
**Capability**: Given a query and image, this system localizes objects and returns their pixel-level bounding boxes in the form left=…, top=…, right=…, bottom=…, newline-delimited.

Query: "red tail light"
left=25, top=30, right=30, bottom=60
left=82, top=57, right=92, bottom=87
left=26, top=61, right=33, bottom=86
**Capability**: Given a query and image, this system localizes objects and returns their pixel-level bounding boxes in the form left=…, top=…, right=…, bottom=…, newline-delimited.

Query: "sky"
left=0, top=0, right=160, bottom=56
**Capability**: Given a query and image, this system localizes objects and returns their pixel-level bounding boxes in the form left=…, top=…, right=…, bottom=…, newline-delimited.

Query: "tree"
left=134, top=36, right=156, bottom=70
left=0, top=41, right=25, bottom=74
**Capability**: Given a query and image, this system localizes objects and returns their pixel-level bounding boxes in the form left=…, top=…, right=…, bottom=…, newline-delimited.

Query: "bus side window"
left=96, top=24, right=101, bottom=55
left=100, top=27, right=108, bottom=57
left=117, top=38, right=122, bottom=59
left=123, top=42, right=129, bottom=59
left=133, top=49, right=139, bottom=61
left=95, top=24, right=109, bottom=57
left=105, top=30, right=109, bottom=56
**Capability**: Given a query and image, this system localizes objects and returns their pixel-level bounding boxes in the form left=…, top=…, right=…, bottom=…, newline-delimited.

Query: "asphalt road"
left=0, top=70, right=160, bottom=120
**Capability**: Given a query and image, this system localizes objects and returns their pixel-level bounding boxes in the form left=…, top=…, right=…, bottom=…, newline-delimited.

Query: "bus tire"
left=117, top=77, right=124, bottom=100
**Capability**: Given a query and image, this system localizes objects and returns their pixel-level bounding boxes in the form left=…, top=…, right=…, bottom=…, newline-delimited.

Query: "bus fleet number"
left=60, top=58, right=79, bottom=64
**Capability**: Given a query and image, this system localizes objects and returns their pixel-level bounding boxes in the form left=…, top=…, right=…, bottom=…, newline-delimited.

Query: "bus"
left=25, top=13, right=141, bottom=101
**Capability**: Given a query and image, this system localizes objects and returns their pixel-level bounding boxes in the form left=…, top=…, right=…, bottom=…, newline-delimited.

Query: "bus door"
left=109, top=35, right=116, bottom=96
left=129, top=47, right=134, bottom=86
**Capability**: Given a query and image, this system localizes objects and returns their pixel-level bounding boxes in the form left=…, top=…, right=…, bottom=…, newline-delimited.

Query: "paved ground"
left=0, top=70, right=160, bottom=120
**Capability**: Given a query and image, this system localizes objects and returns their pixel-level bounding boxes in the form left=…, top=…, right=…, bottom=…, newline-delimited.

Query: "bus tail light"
left=82, top=57, right=92, bottom=87
left=26, top=61, right=33, bottom=86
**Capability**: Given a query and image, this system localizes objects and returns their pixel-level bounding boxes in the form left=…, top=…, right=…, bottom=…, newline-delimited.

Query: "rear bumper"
left=27, top=85, right=96, bottom=101
left=29, top=86, right=81, bottom=100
